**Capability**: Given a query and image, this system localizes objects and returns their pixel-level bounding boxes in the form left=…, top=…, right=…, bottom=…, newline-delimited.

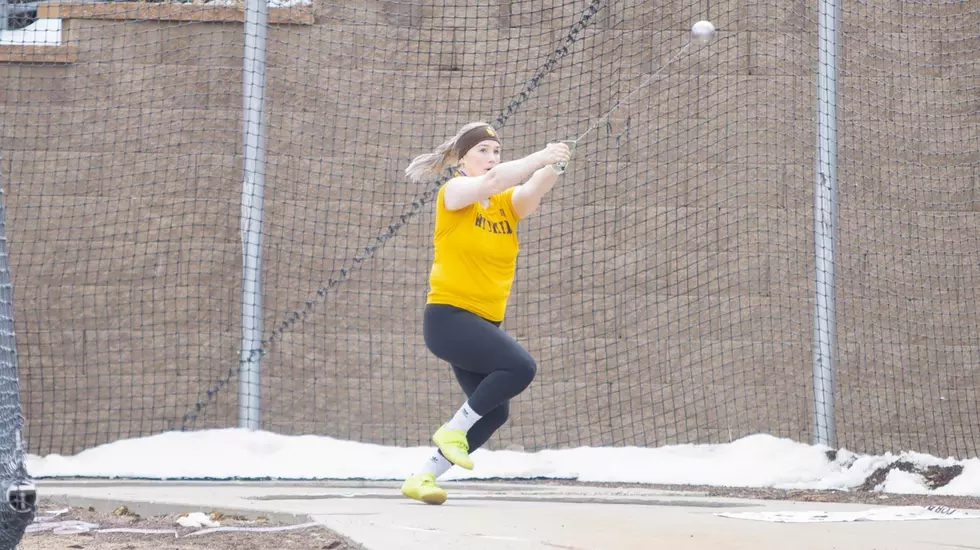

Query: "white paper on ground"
left=717, top=504, right=980, bottom=523
left=26, top=517, right=322, bottom=537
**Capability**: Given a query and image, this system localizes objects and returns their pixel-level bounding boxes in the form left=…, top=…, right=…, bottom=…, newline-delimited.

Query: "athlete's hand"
left=540, top=142, right=572, bottom=166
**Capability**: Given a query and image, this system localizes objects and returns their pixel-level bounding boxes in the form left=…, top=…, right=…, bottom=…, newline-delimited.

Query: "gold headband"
left=455, top=125, right=499, bottom=159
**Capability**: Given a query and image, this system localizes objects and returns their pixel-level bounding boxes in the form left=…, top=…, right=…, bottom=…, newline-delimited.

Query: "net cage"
left=0, top=0, right=977, bottom=470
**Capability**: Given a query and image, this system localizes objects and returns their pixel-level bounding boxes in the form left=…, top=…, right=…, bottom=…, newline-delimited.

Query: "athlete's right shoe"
left=432, top=425, right=473, bottom=470
left=400, top=473, right=447, bottom=505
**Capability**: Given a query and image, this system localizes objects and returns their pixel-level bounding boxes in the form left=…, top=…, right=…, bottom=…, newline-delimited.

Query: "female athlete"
left=399, top=122, right=571, bottom=504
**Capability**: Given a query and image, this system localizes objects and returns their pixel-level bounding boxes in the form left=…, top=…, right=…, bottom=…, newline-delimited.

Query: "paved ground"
left=24, top=480, right=980, bottom=550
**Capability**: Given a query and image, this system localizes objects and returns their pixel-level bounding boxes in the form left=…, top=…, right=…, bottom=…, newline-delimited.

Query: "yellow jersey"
left=426, top=183, right=521, bottom=322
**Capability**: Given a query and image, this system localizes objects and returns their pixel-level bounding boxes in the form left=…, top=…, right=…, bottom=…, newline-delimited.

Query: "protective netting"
left=0, top=182, right=36, bottom=545
left=0, top=0, right=977, bottom=461
left=832, top=0, right=980, bottom=457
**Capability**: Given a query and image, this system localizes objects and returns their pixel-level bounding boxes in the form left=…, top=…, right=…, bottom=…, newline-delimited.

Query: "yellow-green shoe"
left=400, top=473, right=447, bottom=505
left=432, top=425, right=474, bottom=470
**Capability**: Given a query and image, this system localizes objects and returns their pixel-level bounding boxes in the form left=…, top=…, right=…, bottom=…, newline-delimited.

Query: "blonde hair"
left=404, top=121, right=500, bottom=183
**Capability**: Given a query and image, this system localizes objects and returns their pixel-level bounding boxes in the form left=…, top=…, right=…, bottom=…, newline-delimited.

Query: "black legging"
left=423, top=303, right=537, bottom=451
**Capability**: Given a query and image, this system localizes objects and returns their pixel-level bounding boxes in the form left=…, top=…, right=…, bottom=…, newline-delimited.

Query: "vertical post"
left=240, top=0, right=269, bottom=430
left=0, top=0, right=10, bottom=32
left=813, top=0, right=840, bottom=448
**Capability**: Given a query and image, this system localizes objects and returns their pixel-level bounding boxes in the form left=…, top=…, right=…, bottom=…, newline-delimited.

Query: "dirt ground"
left=19, top=497, right=364, bottom=550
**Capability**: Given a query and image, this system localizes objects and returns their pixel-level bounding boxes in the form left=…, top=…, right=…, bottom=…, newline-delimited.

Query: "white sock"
left=444, top=401, right=482, bottom=432
left=419, top=451, right=453, bottom=478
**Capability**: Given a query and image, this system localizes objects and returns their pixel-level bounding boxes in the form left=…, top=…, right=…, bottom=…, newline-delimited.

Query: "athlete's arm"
left=510, top=166, right=560, bottom=219
left=442, top=143, right=570, bottom=211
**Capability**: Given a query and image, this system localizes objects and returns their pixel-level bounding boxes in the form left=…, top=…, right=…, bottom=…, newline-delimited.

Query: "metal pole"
left=239, top=0, right=269, bottom=430
left=0, top=0, right=10, bottom=32
left=813, top=0, right=840, bottom=448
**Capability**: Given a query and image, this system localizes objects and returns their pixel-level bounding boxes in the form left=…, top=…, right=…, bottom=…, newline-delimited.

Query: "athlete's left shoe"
left=400, top=473, right=447, bottom=505
left=432, top=425, right=474, bottom=470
